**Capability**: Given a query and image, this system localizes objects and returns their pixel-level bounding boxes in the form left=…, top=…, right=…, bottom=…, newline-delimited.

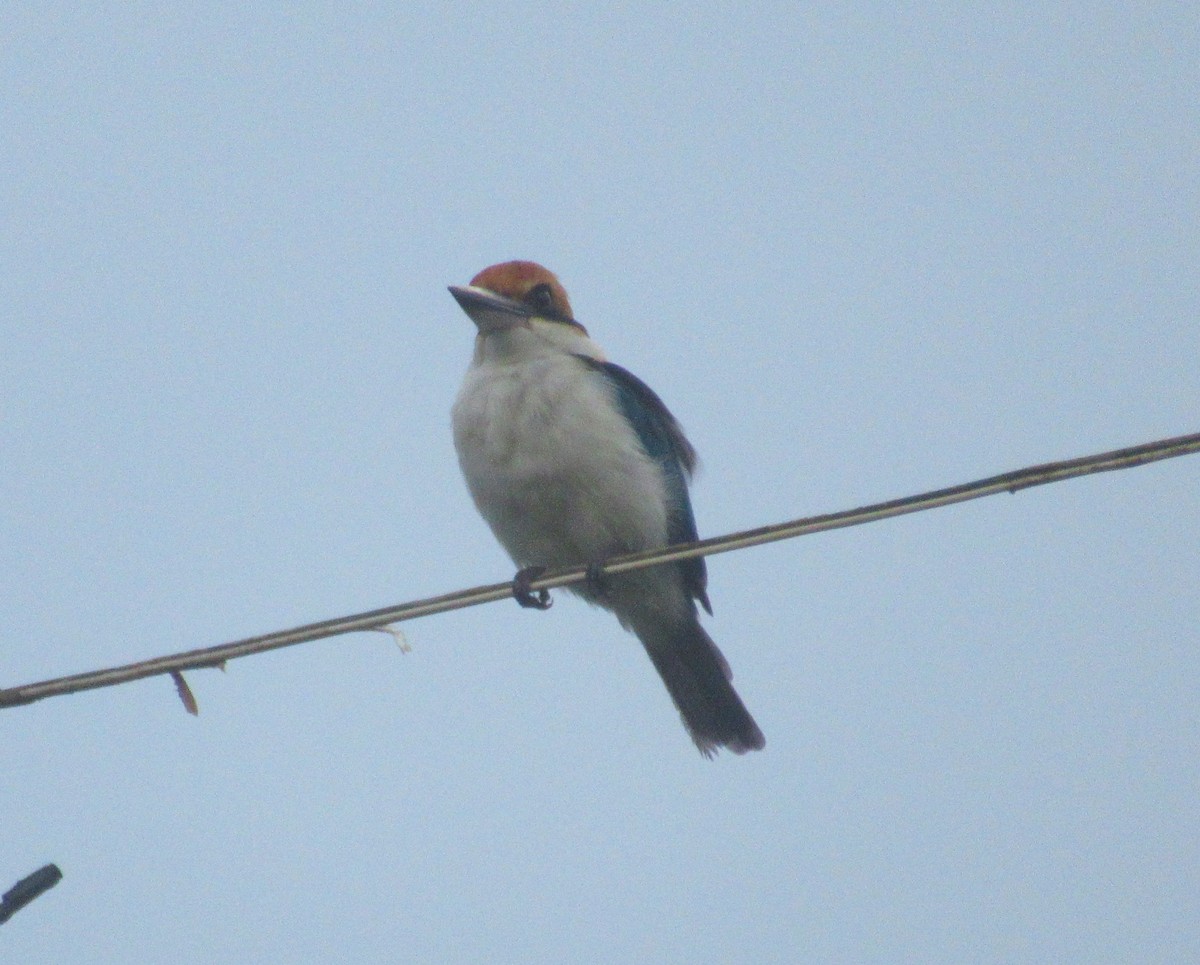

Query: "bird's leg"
left=512, top=566, right=552, bottom=610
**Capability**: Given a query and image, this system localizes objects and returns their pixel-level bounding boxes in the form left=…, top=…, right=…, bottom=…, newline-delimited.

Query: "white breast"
left=452, top=351, right=670, bottom=572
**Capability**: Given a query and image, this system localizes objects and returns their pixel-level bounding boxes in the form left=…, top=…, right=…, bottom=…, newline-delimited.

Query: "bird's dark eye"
left=526, top=283, right=556, bottom=313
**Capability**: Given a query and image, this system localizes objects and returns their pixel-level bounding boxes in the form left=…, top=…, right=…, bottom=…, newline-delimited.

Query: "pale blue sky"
left=4, top=4, right=1198, bottom=962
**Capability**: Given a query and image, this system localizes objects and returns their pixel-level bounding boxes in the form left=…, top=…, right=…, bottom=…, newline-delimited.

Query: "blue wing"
left=576, top=356, right=712, bottom=614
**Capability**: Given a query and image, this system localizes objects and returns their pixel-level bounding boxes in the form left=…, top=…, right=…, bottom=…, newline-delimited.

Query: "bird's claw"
left=512, top=566, right=552, bottom=610
left=585, top=562, right=610, bottom=600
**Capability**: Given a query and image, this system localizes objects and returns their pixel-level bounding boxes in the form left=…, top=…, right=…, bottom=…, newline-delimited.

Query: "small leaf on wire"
left=171, top=671, right=199, bottom=715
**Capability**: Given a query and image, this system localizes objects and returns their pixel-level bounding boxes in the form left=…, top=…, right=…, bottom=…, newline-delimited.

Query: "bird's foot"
left=584, top=562, right=610, bottom=601
left=512, top=566, right=552, bottom=610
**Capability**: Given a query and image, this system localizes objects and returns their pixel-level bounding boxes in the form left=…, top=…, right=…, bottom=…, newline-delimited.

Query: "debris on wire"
left=171, top=671, right=199, bottom=715
left=373, top=626, right=413, bottom=653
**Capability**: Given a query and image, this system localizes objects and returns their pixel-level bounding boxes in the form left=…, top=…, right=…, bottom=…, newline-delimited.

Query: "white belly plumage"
left=452, top=354, right=670, bottom=574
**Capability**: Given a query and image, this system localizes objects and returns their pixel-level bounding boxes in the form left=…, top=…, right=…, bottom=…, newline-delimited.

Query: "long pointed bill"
left=448, top=285, right=533, bottom=334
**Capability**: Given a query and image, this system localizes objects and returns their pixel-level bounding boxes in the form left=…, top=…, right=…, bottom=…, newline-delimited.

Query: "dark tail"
left=637, top=617, right=765, bottom=757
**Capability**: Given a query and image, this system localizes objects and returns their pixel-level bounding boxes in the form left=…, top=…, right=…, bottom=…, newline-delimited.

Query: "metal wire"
left=1, top=430, right=1197, bottom=711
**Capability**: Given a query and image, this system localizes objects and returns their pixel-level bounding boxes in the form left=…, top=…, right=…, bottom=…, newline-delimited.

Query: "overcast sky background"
left=4, top=4, right=1198, bottom=962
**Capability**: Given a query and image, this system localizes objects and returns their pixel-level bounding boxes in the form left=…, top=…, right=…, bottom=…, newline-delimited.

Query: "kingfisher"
left=449, top=261, right=764, bottom=757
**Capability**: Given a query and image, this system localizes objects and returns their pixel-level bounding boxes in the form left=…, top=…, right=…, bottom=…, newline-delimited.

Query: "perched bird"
left=449, top=261, right=764, bottom=756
